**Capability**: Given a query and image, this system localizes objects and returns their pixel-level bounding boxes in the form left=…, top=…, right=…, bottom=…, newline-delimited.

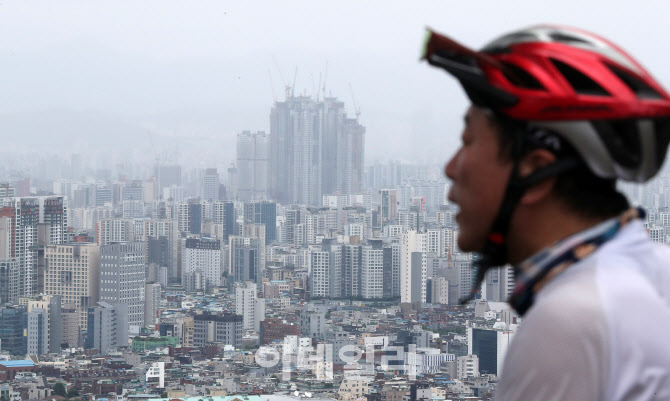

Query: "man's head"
left=425, top=25, right=670, bottom=262
left=447, top=104, right=632, bottom=254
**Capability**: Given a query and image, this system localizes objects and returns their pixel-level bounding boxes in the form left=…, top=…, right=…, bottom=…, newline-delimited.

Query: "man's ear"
left=518, top=149, right=557, bottom=205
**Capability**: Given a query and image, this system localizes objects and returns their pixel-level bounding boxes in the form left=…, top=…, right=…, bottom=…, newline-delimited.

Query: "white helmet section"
left=530, top=120, right=659, bottom=182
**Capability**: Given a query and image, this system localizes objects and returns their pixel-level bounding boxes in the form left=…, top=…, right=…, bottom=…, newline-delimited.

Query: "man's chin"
left=456, top=236, right=485, bottom=254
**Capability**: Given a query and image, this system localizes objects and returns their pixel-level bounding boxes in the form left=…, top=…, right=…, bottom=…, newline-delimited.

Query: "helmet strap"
left=459, top=133, right=581, bottom=305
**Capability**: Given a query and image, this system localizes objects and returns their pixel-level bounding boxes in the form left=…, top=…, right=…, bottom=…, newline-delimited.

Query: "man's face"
left=445, top=106, right=513, bottom=252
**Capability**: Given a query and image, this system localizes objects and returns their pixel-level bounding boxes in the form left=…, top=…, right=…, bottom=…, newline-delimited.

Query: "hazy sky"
left=2, top=1, right=670, bottom=167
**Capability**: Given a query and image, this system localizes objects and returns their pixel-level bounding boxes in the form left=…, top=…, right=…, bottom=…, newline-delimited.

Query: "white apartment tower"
left=310, top=251, right=331, bottom=298
left=361, top=247, right=384, bottom=299
left=400, top=230, right=427, bottom=304
left=96, top=218, right=134, bottom=246
left=235, top=281, right=265, bottom=332
left=0, top=196, right=68, bottom=299
left=181, top=237, right=221, bottom=292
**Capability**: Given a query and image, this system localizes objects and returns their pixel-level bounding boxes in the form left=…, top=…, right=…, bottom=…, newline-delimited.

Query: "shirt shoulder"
left=494, top=262, right=609, bottom=401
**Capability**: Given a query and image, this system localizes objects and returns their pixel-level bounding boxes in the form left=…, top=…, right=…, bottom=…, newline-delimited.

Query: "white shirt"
left=494, top=221, right=670, bottom=401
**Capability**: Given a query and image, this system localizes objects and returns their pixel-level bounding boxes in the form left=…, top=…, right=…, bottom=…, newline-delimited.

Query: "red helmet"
left=423, top=25, right=670, bottom=182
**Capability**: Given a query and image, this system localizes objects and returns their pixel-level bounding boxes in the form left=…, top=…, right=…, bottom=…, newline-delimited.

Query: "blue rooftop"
left=0, top=360, right=35, bottom=368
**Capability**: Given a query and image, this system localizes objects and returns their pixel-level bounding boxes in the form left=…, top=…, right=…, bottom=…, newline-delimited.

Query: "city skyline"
left=0, top=3, right=669, bottom=399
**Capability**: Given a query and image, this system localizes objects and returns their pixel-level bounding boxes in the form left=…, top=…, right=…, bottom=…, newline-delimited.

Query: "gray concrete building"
left=86, top=302, right=129, bottom=354
left=100, top=242, right=146, bottom=330
left=192, top=313, right=243, bottom=347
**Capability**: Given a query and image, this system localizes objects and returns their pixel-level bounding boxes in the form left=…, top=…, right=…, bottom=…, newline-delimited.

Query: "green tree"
left=67, top=388, right=80, bottom=398
left=53, top=382, right=67, bottom=397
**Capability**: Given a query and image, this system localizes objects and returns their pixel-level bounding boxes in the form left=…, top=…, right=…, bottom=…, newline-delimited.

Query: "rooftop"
left=0, top=360, right=35, bottom=368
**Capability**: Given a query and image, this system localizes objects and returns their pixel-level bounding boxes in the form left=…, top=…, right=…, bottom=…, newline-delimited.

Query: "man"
left=422, top=26, right=670, bottom=400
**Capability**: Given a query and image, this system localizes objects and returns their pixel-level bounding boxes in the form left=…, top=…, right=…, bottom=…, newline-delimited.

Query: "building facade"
left=100, top=242, right=146, bottom=329
left=44, top=243, right=100, bottom=332
left=192, top=313, right=243, bottom=347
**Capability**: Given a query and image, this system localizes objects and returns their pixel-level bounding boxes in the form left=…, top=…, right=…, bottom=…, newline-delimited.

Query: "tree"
left=53, top=382, right=67, bottom=397
left=67, top=388, right=80, bottom=398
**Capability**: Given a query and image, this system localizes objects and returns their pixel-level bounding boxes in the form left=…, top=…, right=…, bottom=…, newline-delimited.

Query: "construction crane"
left=268, top=69, right=278, bottom=102
left=322, top=61, right=328, bottom=99
left=348, top=82, right=361, bottom=121
left=273, top=55, right=292, bottom=100
left=291, top=66, right=298, bottom=98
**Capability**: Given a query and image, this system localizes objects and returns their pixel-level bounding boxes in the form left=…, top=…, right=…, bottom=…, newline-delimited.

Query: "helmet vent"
left=605, top=64, right=664, bottom=100
left=500, top=62, right=545, bottom=90
left=550, top=58, right=610, bottom=96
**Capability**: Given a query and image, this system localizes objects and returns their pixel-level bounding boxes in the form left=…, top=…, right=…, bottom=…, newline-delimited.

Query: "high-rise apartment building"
left=176, top=201, right=204, bottom=235
left=0, top=196, right=68, bottom=299
left=144, top=219, right=178, bottom=283
left=44, top=243, right=100, bottom=332
left=121, top=180, right=144, bottom=202
left=380, top=189, right=398, bottom=224
left=237, top=131, right=269, bottom=201
left=427, top=277, right=450, bottom=305
left=96, top=218, right=134, bottom=246
left=400, top=230, right=427, bottom=304
left=485, top=266, right=514, bottom=302
left=213, top=201, right=236, bottom=242
left=269, top=95, right=365, bottom=206
left=25, top=295, right=62, bottom=355
left=0, top=184, right=16, bottom=198
left=229, top=236, right=264, bottom=284
left=200, top=168, right=220, bottom=203
left=235, top=281, right=265, bottom=332
left=144, top=282, right=161, bottom=328
left=95, top=187, right=112, bottom=207
left=155, top=164, right=182, bottom=200
left=310, top=251, right=331, bottom=299
left=86, top=302, right=129, bottom=354
left=361, top=246, right=385, bottom=299
left=100, top=242, right=146, bottom=329
left=243, top=201, right=276, bottom=244
left=181, top=237, right=221, bottom=292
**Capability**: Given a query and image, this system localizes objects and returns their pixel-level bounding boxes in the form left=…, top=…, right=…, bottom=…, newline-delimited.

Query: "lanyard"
left=508, top=207, right=645, bottom=316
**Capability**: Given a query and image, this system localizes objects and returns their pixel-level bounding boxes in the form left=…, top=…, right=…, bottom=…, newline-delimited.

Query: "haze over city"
left=0, top=2, right=670, bottom=401
left=3, top=1, right=670, bottom=167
